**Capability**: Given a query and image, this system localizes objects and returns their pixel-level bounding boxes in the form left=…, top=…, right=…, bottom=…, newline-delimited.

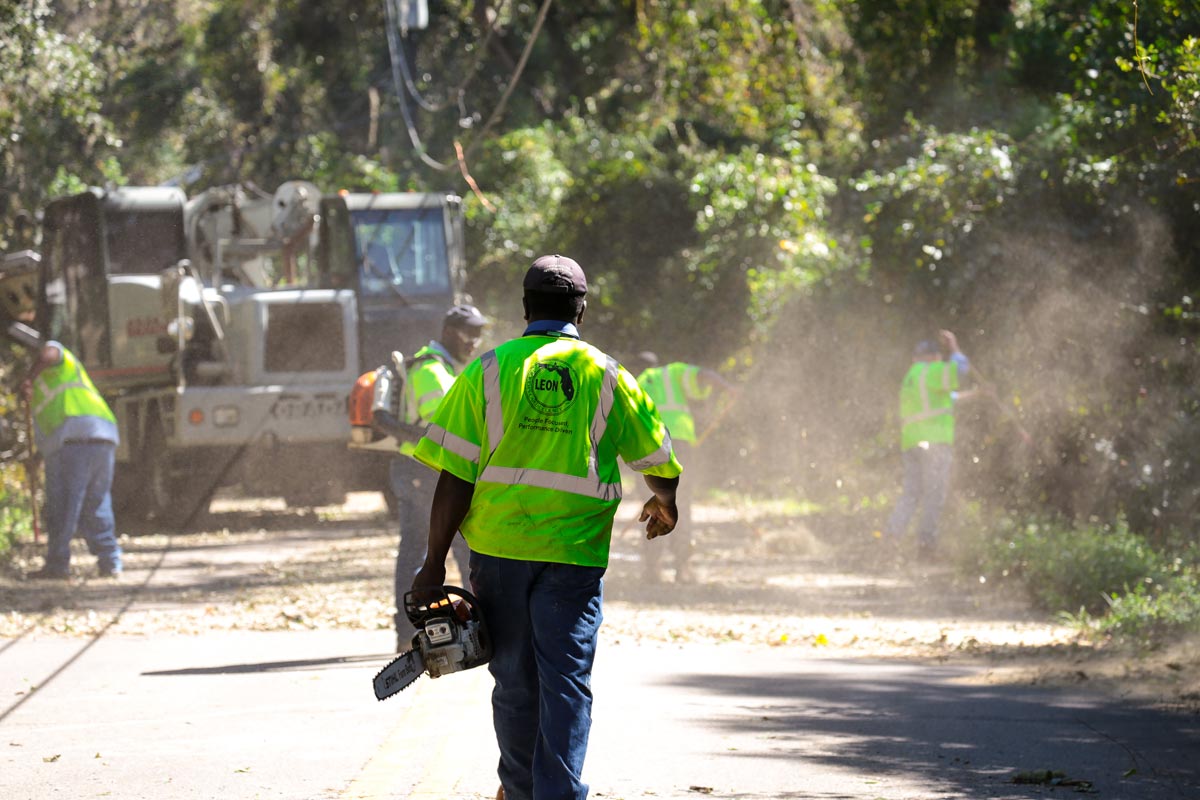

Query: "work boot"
left=28, top=566, right=70, bottom=580
left=916, top=540, right=941, bottom=565
left=99, top=564, right=122, bottom=578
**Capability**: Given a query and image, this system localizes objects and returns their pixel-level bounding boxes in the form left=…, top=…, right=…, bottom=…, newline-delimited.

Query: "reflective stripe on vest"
left=473, top=348, right=625, bottom=501
left=901, top=363, right=952, bottom=426
left=32, top=348, right=114, bottom=433
left=639, top=363, right=707, bottom=443
left=423, top=421, right=480, bottom=463
left=627, top=435, right=675, bottom=472
left=34, top=379, right=90, bottom=418
left=403, top=349, right=455, bottom=425
left=899, top=361, right=956, bottom=450
left=656, top=367, right=685, bottom=413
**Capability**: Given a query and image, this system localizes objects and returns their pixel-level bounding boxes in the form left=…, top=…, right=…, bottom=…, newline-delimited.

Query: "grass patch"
left=966, top=514, right=1200, bottom=644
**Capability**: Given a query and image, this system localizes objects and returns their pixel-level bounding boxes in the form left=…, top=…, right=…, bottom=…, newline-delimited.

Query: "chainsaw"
left=372, top=585, right=493, bottom=701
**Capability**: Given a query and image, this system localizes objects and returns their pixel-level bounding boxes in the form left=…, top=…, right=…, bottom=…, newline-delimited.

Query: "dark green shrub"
left=1092, top=570, right=1200, bottom=642
left=983, top=516, right=1166, bottom=614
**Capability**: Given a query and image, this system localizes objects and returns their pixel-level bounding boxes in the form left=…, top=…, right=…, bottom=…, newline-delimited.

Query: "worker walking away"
left=412, top=254, right=681, bottom=800
left=372, top=303, right=488, bottom=651
left=882, top=329, right=979, bottom=563
left=631, top=351, right=736, bottom=583
left=21, top=340, right=122, bottom=579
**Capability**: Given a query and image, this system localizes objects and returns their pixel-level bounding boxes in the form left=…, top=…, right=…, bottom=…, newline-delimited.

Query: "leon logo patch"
left=525, top=360, right=578, bottom=416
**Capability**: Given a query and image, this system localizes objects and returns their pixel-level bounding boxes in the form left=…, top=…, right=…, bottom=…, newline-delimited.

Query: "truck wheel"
left=111, top=467, right=145, bottom=520
left=145, top=422, right=215, bottom=528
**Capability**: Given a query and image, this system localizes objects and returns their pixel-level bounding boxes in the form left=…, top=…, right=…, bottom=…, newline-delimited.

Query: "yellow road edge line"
left=339, top=667, right=494, bottom=799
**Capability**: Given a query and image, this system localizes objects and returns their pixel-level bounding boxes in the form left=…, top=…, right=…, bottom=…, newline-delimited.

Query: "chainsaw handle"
left=404, top=584, right=486, bottom=628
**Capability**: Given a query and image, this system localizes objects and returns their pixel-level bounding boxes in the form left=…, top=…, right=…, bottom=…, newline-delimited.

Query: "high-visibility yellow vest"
left=399, top=345, right=457, bottom=457
left=899, top=360, right=959, bottom=451
left=32, top=346, right=116, bottom=435
left=414, top=334, right=681, bottom=567
left=636, top=362, right=711, bottom=443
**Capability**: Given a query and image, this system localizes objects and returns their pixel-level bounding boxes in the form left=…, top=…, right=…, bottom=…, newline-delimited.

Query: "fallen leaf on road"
left=687, top=787, right=713, bottom=794
left=44, top=754, right=61, bottom=762
left=1011, top=769, right=1096, bottom=792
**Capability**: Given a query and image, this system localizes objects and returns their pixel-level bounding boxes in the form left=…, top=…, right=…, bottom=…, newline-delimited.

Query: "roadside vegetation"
left=1, top=342, right=34, bottom=559
left=967, top=515, right=1200, bottom=645
left=3, top=1, right=1200, bottom=651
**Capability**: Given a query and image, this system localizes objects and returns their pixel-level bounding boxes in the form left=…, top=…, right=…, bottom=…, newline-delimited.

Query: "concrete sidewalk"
left=3, top=627, right=1199, bottom=799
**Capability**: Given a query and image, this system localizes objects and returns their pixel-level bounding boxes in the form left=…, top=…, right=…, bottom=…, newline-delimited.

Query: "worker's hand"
left=639, top=495, right=678, bottom=540
left=18, top=378, right=32, bottom=402
left=410, top=563, right=446, bottom=598
left=938, top=329, right=959, bottom=353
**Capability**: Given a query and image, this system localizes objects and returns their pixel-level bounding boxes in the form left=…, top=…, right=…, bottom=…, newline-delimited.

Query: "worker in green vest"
left=883, top=329, right=979, bottom=561
left=411, top=254, right=681, bottom=800
left=21, top=340, right=123, bottom=579
left=371, top=304, right=488, bottom=651
left=631, top=351, right=736, bottom=584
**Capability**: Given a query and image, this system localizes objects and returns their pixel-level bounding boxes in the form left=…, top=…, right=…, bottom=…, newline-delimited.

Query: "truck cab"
left=331, top=191, right=466, bottom=372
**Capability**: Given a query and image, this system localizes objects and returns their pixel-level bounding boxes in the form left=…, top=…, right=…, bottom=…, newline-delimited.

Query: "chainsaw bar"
left=373, top=648, right=425, bottom=701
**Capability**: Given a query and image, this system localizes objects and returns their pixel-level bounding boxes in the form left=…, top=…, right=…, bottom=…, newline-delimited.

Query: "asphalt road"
left=3, top=625, right=1199, bottom=798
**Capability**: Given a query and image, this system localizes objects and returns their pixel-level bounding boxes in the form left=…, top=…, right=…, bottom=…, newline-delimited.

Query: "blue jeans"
left=43, top=442, right=121, bottom=573
left=468, top=552, right=605, bottom=800
left=390, top=458, right=470, bottom=634
left=884, top=443, right=954, bottom=548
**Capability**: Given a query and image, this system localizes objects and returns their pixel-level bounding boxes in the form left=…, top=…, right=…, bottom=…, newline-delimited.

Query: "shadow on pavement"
left=144, top=653, right=387, bottom=676
left=664, top=659, right=1200, bottom=799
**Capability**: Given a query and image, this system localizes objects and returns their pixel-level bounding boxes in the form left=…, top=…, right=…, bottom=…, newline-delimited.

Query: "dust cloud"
left=679, top=197, right=1193, bottom=560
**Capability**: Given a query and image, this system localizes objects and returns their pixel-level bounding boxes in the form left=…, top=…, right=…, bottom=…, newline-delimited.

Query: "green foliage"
left=0, top=489, right=33, bottom=559
left=844, top=0, right=1011, bottom=131
left=851, top=120, right=1018, bottom=294
left=974, top=513, right=1190, bottom=623
left=636, top=0, right=858, bottom=154
left=1089, top=571, right=1200, bottom=643
left=465, top=112, right=844, bottom=357
left=0, top=340, right=32, bottom=559
left=0, top=1, right=118, bottom=236
left=1014, top=1, right=1200, bottom=201
left=686, top=144, right=843, bottom=338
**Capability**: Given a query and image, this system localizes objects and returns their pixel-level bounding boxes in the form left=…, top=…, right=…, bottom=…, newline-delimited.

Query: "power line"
left=383, top=0, right=452, bottom=170
left=387, top=0, right=509, bottom=116
left=381, top=0, right=554, bottom=172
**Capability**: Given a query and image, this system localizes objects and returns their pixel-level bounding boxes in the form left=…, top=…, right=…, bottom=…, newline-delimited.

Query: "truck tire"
left=145, top=421, right=216, bottom=528
left=111, top=467, right=144, bottom=520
